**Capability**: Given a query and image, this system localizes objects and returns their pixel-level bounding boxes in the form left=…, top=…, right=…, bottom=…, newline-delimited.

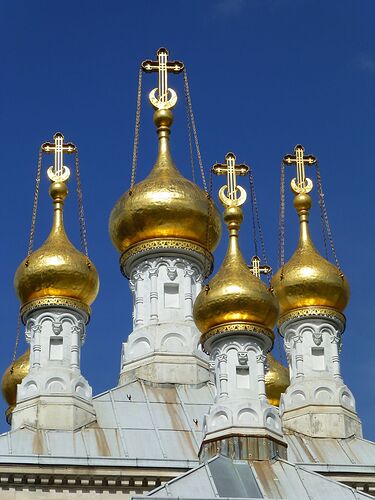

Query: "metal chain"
left=278, top=161, right=286, bottom=270
left=204, top=168, right=214, bottom=280
left=12, top=148, right=43, bottom=368
left=75, top=150, right=89, bottom=257
left=248, top=168, right=271, bottom=285
left=316, top=162, right=329, bottom=259
left=183, top=68, right=208, bottom=192
left=27, top=147, right=43, bottom=258
left=315, top=161, right=342, bottom=272
left=184, top=75, right=196, bottom=184
left=248, top=169, right=259, bottom=257
left=10, top=314, right=22, bottom=373
left=130, top=66, right=143, bottom=191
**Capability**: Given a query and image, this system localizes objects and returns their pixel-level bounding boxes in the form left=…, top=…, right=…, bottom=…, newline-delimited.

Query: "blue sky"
left=0, top=0, right=374, bottom=438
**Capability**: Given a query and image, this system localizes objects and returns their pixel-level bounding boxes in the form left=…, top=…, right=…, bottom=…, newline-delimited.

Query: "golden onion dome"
left=272, top=192, right=349, bottom=323
left=14, top=181, right=99, bottom=314
left=265, top=353, right=290, bottom=406
left=2, top=350, right=29, bottom=424
left=109, top=109, right=221, bottom=258
left=194, top=205, right=279, bottom=343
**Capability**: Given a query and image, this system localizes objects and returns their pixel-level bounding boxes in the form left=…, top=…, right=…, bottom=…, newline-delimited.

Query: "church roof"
left=134, top=454, right=373, bottom=499
left=0, top=378, right=374, bottom=474
left=0, top=379, right=214, bottom=468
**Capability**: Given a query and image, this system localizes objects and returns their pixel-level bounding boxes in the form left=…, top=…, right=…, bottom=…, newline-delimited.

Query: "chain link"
left=203, top=169, right=214, bottom=279
left=183, top=68, right=208, bottom=193
left=315, top=161, right=342, bottom=272
left=10, top=314, right=22, bottom=373
left=184, top=76, right=196, bottom=184
left=13, top=147, right=43, bottom=368
left=248, top=168, right=271, bottom=285
left=248, top=170, right=259, bottom=258
left=130, top=66, right=143, bottom=191
left=278, top=161, right=286, bottom=270
left=27, top=147, right=43, bottom=258
left=75, top=150, right=89, bottom=257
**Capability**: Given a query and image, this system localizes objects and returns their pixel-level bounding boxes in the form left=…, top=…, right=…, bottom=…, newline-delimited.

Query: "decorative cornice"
left=278, top=306, right=345, bottom=329
left=201, top=322, right=274, bottom=346
left=120, top=238, right=213, bottom=278
left=20, top=297, right=90, bottom=324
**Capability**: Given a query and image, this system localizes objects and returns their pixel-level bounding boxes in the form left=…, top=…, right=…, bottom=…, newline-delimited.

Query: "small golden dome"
left=2, top=350, right=29, bottom=423
left=272, top=192, right=349, bottom=322
left=194, top=205, right=279, bottom=342
left=265, top=353, right=290, bottom=406
left=14, top=181, right=99, bottom=312
left=109, top=109, right=221, bottom=256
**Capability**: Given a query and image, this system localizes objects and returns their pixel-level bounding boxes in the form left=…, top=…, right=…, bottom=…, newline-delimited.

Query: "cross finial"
left=248, top=255, right=272, bottom=279
left=283, top=144, right=317, bottom=194
left=42, top=132, right=76, bottom=182
left=212, top=152, right=249, bottom=207
left=141, top=48, right=184, bottom=110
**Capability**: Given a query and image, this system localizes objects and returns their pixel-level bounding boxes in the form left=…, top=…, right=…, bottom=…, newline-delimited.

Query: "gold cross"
left=248, top=255, right=271, bottom=278
left=42, top=132, right=76, bottom=182
left=212, top=152, right=249, bottom=207
left=283, top=144, right=317, bottom=194
left=141, top=48, right=184, bottom=110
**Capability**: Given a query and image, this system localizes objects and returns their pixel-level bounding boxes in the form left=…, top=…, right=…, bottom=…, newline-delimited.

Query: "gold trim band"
left=20, top=296, right=91, bottom=323
left=120, top=238, right=213, bottom=277
left=201, top=322, right=275, bottom=346
left=278, top=306, right=345, bottom=327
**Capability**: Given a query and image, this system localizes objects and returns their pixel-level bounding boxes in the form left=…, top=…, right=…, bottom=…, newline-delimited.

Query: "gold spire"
left=14, top=133, right=99, bottom=319
left=193, top=153, right=278, bottom=343
left=272, top=145, right=349, bottom=324
left=1, top=350, right=29, bottom=424
left=109, top=49, right=221, bottom=264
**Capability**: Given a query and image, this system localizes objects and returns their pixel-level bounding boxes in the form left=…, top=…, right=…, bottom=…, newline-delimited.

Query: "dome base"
left=120, top=237, right=213, bottom=278
left=20, top=296, right=91, bottom=324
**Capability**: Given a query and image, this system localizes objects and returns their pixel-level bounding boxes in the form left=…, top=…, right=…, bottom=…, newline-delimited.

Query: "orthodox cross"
left=212, top=152, right=249, bottom=207
left=283, top=144, right=317, bottom=194
left=42, top=132, right=76, bottom=182
left=248, top=255, right=271, bottom=279
left=141, top=47, right=184, bottom=110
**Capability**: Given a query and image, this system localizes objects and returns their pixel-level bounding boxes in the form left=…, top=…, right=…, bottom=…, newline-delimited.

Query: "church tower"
left=194, top=153, right=287, bottom=461
left=272, top=145, right=362, bottom=439
left=10, top=133, right=99, bottom=431
left=109, top=49, right=221, bottom=385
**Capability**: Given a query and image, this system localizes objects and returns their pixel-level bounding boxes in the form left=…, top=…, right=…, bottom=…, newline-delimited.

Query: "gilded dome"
left=14, top=181, right=99, bottom=312
left=265, top=353, right=290, bottom=406
left=2, top=350, right=29, bottom=423
left=194, top=205, right=279, bottom=342
left=272, top=192, right=349, bottom=322
left=109, top=109, right=221, bottom=256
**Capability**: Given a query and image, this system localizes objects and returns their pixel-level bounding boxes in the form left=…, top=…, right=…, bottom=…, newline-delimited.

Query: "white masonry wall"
left=280, top=315, right=362, bottom=438
left=202, top=332, right=284, bottom=444
left=120, top=251, right=210, bottom=385
left=12, top=307, right=96, bottom=431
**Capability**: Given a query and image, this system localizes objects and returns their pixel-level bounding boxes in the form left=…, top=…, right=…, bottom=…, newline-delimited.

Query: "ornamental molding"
left=52, top=322, right=63, bottom=336
left=256, top=354, right=267, bottom=364
left=120, top=238, right=213, bottom=278
left=130, top=255, right=202, bottom=284
left=278, top=306, right=345, bottom=330
left=21, top=297, right=90, bottom=324
left=237, top=352, right=248, bottom=365
left=167, top=267, right=178, bottom=281
left=201, top=322, right=274, bottom=347
left=25, top=310, right=87, bottom=342
left=0, top=467, right=170, bottom=493
left=217, top=353, right=228, bottom=363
